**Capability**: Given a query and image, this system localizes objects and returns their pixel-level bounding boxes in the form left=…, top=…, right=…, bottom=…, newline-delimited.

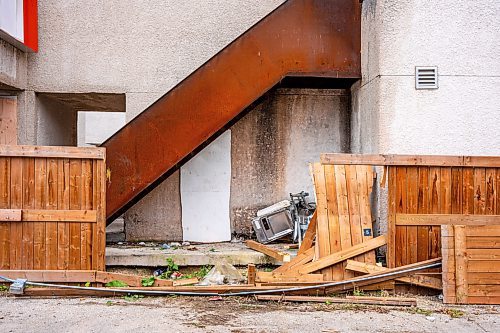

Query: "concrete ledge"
left=105, top=243, right=291, bottom=267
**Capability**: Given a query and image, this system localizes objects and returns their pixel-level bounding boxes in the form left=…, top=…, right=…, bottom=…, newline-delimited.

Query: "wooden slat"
left=324, top=165, right=343, bottom=279
left=345, top=260, right=442, bottom=290
left=345, top=165, right=363, bottom=265
left=247, top=264, right=256, bottom=285
left=0, top=157, right=10, bottom=269
left=256, top=295, right=416, bottom=306
left=273, top=247, right=314, bottom=274
left=467, top=237, right=500, bottom=249
left=396, top=214, right=500, bottom=226
left=297, top=211, right=316, bottom=255
left=468, top=285, right=500, bottom=297
left=94, top=158, right=106, bottom=271
left=406, top=167, right=418, bottom=264
left=334, top=164, right=352, bottom=279
left=395, top=167, right=407, bottom=267
left=454, top=225, right=468, bottom=303
left=387, top=166, right=397, bottom=268
left=468, top=260, right=500, bottom=273
left=33, top=158, right=47, bottom=269
left=0, top=145, right=105, bottom=159
left=255, top=272, right=324, bottom=283
left=9, top=157, right=22, bottom=269
left=468, top=273, right=500, bottom=285
left=358, top=165, right=375, bottom=264
left=297, top=235, right=387, bottom=274
left=245, top=240, right=291, bottom=262
left=0, top=209, right=21, bottom=221
left=417, top=167, right=429, bottom=262
left=321, top=154, right=500, bottom=167
left=45, top=159, right=58, bottom=270
left=466, top=226, right=500, bottom=237
left=312, top=163, right=333, bottom=280
left=467, top=249, right=500, bottom=260
left=80, top=159, right=93, bottom=270
left=485, top=169, right=496, bottom=215
left=69, top=159, right=82, bottom=269
left=21, top=158, right=35, bottom=269
left=57, top=159, right=70, bottom=270
left=0, top=269, right=96, bottom=282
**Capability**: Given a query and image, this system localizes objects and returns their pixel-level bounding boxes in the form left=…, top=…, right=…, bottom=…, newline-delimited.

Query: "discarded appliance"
left=251, top=191, right=316, bottom=244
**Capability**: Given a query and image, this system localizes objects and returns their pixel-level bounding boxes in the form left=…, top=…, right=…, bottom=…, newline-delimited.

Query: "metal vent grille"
left=415, top=66, right=438, bottom=89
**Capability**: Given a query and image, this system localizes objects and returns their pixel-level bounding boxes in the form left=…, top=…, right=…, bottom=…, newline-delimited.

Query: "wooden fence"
left=442, top=225, right=500, bottom=304
left=321, top=154, right=500, bottom=268
left=0, top=145, right=106, bottom=271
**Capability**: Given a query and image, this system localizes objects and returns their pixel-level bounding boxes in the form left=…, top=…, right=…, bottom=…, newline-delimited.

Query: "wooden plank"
left=22, top=209, right=97, bottom=222
left=387, top=166, right=397, bottom=268
left=172, top=278, right=199, bottom=286
left=334, top=164, right=353, bottom=279
left=324, top=165, right=343, bottom=279
left=256, top=295, right=416, bottom=306
left=468, top=261, right=500, bottom=273
left=9, top=157, right=23, bottom=269
left=96, top=271, right=149, bottom=287
left=395, top=167, right=407, bottom=267
left=247, top=264, right=256, bottom=285
left=245, top=240, right=291, bottom=262
left=57, top=159, right=70, bottom=270
left=345, top=260, right=442, bottom=290
left=94, top=159, right=106, bottom=271
left=466, top=226, right=500, bottom=237
left=0, top=157, right=10, bottom=269
left=256, top=272, right=324, bottom=283
left=417, top=167, right=429, bottom=262
left=467, top=249, right=500, bottom=260
left=45, top=158, right=58, bottom=270
left=467, top=237, right=500, bottom=249
left=81, top=159, right=93, bottom=270
left=312, top=163, right=333, bottom=280
left=33, top=158, right=47, bottom=269
left=0, top=269, right=96, bottom=282
left=0, top=145, right=105, bottom=159
left=396, top=214, right=500, bottom=226
left=436, top=167, right=451, bottom=258
left=321, top=154, right=500, bottom=167
left=21, top=157, right=35, bottom=269
left=454, top=225, right=468, bottom=303
left=345, top=165, right=364, bottom=265
left=69, top=159, right=82, bottom=269
left=297, top=211, right=316, bottom=255
left=273, top=247, right=314, bottom=274
left=0, top=98, right=18, bottom=145
left=468, top=285, right=500, bottom=297
left=297, top=235, right=387, bottom=274
left=485, top=169, right=496, bottom=215
left=468, top=273, right=500, bottom=285
left=466, top=296, right=500, bottom=305
left=406, top=167, right=418, bottom=264
left=358, top=165, right=375, bottom=264
left=0, top=209, right=21, bottom=221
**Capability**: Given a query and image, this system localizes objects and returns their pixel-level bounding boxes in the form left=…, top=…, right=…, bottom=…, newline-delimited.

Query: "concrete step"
left=106, top=242, right=296, bottom=267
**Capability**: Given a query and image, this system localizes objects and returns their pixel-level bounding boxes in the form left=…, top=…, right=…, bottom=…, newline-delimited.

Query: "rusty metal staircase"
left=103, top=0, right=361, bottom=223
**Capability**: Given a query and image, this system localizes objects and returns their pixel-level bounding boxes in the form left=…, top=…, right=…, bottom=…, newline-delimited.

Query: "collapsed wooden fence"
left=0, top=145, right=106, bottom=271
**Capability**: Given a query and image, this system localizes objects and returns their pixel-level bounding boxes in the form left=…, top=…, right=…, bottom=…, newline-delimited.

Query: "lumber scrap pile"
left=245, top=162, right=441, bottom=296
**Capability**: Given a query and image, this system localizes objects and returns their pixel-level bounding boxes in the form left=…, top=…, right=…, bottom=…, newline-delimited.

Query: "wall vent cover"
left=415, top=66, right=438, bottom=89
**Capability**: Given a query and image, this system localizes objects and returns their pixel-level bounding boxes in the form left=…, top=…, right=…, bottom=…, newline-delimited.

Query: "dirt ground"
left=0, top=294, right=498, bottom=333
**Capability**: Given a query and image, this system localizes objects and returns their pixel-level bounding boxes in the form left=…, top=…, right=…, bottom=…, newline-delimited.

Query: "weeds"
left=105, top=280, right=128, bottom=287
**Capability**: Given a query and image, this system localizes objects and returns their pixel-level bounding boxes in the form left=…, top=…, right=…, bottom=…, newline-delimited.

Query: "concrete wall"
left=125, top=88, right=350, bottom=241
left=230, top=88, right=350, bottom=235
left=353, top=0, right=500, bottom=236
left=354, top=0, right=500, bottom=155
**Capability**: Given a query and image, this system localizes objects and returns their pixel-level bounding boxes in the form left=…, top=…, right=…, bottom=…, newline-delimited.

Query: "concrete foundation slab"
left=105, top=242, right=293, bottom=267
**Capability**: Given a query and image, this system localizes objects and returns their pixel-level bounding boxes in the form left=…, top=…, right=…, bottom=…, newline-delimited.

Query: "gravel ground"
left=0, top=294, right=499, bottom=333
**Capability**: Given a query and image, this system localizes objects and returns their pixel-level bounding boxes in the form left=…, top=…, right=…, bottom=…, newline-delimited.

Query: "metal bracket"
left=9, top=279, right=27, bottom=295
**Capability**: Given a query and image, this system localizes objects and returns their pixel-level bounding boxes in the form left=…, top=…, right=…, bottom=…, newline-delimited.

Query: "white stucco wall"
left=354, top=0, right=500, bottom=156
